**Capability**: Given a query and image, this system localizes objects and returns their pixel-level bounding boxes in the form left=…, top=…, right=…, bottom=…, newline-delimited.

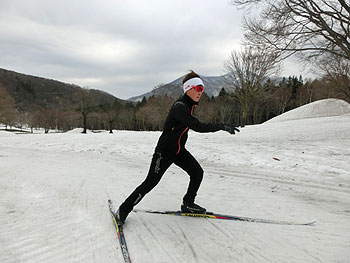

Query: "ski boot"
left=116, top=208, right=129, bottom=226
left=181, top=201, right=206, bottom=214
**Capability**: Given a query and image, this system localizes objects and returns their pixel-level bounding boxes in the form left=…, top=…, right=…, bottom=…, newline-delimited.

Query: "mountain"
left=128, top=73, right=235, bottom=101
left=0, top=68, right=118, bottom=112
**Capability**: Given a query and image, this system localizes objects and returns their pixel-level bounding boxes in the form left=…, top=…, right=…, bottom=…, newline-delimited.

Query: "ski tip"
left=306, top=221, right=317, bottom=225
left=295, top=220, right=316, bottom=226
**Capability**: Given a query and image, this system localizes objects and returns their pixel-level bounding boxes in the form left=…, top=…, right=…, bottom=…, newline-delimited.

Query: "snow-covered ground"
left=1, top=99, right=350, bottom=263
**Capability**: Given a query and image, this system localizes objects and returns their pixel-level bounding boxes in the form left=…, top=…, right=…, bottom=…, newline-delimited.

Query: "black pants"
left=120, top=150, right=204, bottom=213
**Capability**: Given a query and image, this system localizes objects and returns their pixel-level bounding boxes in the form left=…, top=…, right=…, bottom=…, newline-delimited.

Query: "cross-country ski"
left=133, top=209, right=316, bottom=226
left=108, top=200, right=131, bottom=263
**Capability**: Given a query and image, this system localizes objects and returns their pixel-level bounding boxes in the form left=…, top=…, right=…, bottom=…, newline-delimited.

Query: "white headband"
left=183, top=77, right=204, bottom=93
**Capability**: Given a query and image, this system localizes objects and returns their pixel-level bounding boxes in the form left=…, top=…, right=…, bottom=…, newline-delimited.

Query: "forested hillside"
left=0, top=68, right=121, bottom=133
left=0, top=68, right=116, bottom=112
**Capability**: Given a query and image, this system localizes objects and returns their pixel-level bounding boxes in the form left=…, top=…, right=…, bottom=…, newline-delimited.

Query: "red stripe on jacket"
left=176, top=105, right=195, bottom=155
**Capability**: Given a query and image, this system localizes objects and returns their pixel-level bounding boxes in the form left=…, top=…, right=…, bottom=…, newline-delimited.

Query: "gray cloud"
left=0, top=0, right=257, bottom=99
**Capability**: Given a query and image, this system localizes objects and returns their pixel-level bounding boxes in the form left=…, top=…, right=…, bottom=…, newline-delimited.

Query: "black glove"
left=223, top=124, right=240, bottom=135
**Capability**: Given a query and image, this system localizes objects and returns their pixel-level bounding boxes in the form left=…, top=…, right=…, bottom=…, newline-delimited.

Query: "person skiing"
left=117, top=70, right=239, bottom=224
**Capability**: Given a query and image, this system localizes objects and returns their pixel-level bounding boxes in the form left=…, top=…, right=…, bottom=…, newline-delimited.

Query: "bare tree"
left=100, top=99, right=122, bottom=133
left=0, top=83, right=18, bottom=129
left=74, top=88, right=98, bottom=133
left=230, top=0, right=350, bottom=61
left=268, top=86, right=293, bottom=115
left=118, top=103, right=136, bottom=130
left=295, top=81, right=316, bottom=105
left=225, top=46, right=280, bottom=126
left=213, top=94, right=237, bottom=124
left=37, top=108, right=58, bottom=133
left=318, top=54, right=350, bottom=102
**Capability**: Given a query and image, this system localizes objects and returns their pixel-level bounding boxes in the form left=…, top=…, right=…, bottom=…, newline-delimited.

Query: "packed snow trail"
left=1, top=136, right=349, bottom=262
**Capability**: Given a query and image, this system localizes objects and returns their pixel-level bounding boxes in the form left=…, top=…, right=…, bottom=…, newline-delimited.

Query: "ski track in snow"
left=1, top=100, right=350, bottom=263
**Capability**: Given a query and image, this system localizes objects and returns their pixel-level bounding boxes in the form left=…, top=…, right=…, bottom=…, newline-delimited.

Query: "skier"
left=117, top=70, right=239, bottom=224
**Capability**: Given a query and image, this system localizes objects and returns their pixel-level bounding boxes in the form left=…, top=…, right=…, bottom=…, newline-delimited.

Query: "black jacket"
left=155, top=94, right=224, bottom=155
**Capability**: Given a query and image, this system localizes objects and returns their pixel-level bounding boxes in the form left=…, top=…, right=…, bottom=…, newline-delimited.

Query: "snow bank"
left=266, top=98, right=350, bottom=123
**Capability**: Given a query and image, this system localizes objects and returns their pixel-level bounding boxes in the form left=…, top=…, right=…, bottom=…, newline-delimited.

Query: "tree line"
left=1, top=70, right=348, bottom=133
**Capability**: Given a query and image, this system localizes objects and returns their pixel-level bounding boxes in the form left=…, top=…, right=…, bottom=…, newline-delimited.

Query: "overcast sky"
left=0, top=0, right=305, bottom=99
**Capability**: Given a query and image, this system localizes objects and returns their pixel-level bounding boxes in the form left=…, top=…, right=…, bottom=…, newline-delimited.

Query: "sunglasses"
left=192, top=85, right=204, bottom=92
